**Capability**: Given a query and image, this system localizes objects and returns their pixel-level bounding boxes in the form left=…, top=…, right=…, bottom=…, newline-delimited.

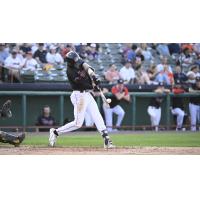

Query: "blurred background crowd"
left=0, top=43, right=200, bottom=85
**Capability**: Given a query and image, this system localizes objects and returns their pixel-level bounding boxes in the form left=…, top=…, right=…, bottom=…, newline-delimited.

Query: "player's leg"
left=189, top=103, right=197, bottom=131
left=173, top=108, right=185, bottom=130
left=103, top=105, right=113, bottom=132
left=84, top=111, right=94, bottom=127
left=147, top=106, right=157, bottom=130
left=155, top=108, right=161, bottom=131
left=87, top=93, right=115, bottom=148
left=0, top=131, right=25, bottom=147
left=112, top=105, right=125, bottom=128
left=49, top=92, right=88, bottom=146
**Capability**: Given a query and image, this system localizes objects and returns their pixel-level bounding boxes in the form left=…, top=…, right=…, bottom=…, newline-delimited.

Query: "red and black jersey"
left=109, top=85, right=129, bottom=108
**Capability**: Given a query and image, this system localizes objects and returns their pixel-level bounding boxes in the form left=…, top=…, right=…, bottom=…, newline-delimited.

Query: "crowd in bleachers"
left=0, top=43, right=200, bottom=85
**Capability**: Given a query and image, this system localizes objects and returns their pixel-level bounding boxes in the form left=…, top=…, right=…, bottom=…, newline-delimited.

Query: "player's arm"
left=121, top=88, right=130, bottom=102
left=82, top=62, right=100, bottom=86
left=115, top=92, right=125, bottom=100
left=189, top=87, right=200, bottom=93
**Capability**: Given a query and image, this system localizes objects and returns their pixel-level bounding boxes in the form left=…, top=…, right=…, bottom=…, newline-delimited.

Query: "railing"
left=0, top=91, right=199, bottom=131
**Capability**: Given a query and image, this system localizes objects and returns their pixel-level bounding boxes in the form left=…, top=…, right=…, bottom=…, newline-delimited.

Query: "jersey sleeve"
left=111, top=86, right=117, bottom=94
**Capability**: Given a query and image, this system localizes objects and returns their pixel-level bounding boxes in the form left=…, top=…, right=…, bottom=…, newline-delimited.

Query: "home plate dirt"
left=1, top=146, right=200, bottom=155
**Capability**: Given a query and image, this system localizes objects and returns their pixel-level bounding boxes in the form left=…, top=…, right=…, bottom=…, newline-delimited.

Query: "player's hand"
left=92, top=75, right=101, bottom=86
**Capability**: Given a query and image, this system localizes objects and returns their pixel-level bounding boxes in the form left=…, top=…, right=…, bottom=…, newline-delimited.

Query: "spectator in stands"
left=33, top=43, right=47, bottom=64
left=87, top=43, right=98, bottom=60
left=105, top=63, right=121, bottom=84
left=173, top=65, right=188, bottom=83
left=120, top=61, right=136, bottom=84
left=103, top=79, right=130, bottom=132
left=22, top=51, right=39, bottom=71
left=186, top=65, right=200, bottom=84
left=193, top=43, right=200, bottom=58
left=135, top=64, right=152, bottom=85
left=46, top=45, right=64, bottom=65
left=156, top=44, right=170, bottom=57
left=4, top=49, right=23, bottom=82
left=156, top=57, right=173, bottom=73
left=36, top=105, right=56, bottom=132
left=147, top=63, right=159, bottom=83
left=155, top=65, right=173, bottom=85
left=188, top=77, right=200, bottom=131
left=147, top=83, right=170, bottom=131
left=139, top=43, right=153, bottom=61
left=179, top=47, right=194, bottom=68
left=171, top=79, right=187, bottom=131
left=0, top=43, right=9, bottom=81
left=20, top=43, right=32, bottom=54
left=126, top=44, right=137, bottom=62
left=168, top=43, right=181, bottom=55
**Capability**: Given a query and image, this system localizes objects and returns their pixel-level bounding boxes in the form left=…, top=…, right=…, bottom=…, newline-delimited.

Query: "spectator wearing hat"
left=186, top=65, right=200, bottom=84
left=120, top=61, right=136, bottom=84
left=188, top=77, right=200, bottom=131
left=0, top=44, right=9, bottom=81
left=22, top=51, right=39, bottom=71
left=46, top=45, right=64, bottom=65
left=147, top=83, right=170, bottom=131
left=33, top=43, right=47, bottom=64
left=105, top=63, right=121, bottom=84
left=171, top=79, right=187, bottom=131
left=103, top=79, right=130, bottom=132
left=4, top=49, right=23, bottom=82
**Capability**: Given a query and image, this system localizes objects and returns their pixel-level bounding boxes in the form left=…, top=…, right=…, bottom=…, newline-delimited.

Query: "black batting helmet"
left=65, top=51, right=80, bottom=65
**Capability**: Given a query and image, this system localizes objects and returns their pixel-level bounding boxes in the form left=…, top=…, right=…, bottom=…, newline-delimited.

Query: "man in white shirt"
left=22, top=51, right=39, bottom=71
left=46, top=45, right=64, bottom=65
left=4, top=50, right=23, bottom=81
left=119, top=61, right=135, bottom=84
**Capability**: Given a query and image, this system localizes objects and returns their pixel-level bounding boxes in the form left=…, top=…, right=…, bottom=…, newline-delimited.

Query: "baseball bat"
left=90, top=78, right=111, bottom=108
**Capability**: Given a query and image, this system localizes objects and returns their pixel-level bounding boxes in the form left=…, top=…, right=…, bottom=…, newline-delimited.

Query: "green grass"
left=22, top=131, right=200, bottom=147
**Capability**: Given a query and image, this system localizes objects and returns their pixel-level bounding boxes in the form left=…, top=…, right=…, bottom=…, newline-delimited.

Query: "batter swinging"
left=49, top=51, right=115, bottom=148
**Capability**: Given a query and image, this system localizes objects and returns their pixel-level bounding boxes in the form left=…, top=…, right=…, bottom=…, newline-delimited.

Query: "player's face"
left=43, top=107, right=50, bottom=116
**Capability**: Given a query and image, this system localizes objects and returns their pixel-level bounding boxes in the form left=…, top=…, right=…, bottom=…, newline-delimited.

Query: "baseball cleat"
left=104, top=136, right=116, bottom=149
left=49, top=128, right=57, bottom=147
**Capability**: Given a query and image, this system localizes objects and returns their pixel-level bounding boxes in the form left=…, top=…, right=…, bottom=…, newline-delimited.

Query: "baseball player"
left=103, top=79, right=130, bottom=132
left=0, top=100, right=25, bottom=146
left=49, top=51, right=115, bottom=148
left=171, top=80, right=186, bottom=131
left=189, top=77, right=200, bottom=131
left=147, top=83, right=170, bottom=131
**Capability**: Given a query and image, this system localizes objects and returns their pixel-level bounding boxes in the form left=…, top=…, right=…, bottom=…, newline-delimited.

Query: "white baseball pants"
left=171, top=108, right=185, bottom=129
left=56, top=91, right=106, bottom=134
left=189, top=103, right=200, bottom=131
left=103, top=105, right=125, bottom=131
left=147, top=106, right=161, bottom=127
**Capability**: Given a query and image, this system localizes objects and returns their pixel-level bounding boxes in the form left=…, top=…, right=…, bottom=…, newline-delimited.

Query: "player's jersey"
left=67, top=60, right=93, bottom=91
left=109, top=85, right=129, bottom=108
left=189, top=84, right=200, bottom=105
left=149, top=96, right=164, bottom=108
